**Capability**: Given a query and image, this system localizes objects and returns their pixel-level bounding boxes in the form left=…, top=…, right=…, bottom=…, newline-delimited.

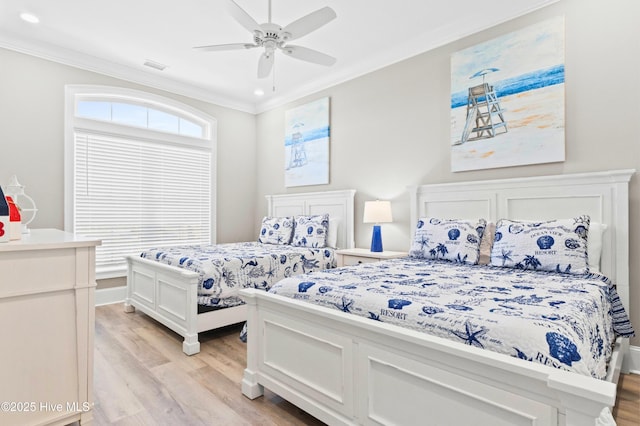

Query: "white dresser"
left=0, top=229, right=100, bottom=426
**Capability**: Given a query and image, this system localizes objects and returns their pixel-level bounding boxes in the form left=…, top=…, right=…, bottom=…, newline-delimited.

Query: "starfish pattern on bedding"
left=451, top=320, right=487, bottom=348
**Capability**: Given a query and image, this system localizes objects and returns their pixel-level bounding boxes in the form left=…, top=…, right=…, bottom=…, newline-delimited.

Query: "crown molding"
left=0, top=31, right=257, bottom=114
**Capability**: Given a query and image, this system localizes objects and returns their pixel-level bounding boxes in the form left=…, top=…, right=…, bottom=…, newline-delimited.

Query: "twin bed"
left=240, top=170, right=635, bottom=426
left=124, top=189, right=356, bottom=354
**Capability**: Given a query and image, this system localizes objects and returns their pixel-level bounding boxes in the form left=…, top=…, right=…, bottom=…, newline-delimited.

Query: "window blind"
left=74, top=131, right=211, bottom=277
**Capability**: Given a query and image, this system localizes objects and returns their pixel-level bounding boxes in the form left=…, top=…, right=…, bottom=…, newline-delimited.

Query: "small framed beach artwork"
left=450, top=16, right=565, bottom=172
left=284, top=97, right=330, bottom=187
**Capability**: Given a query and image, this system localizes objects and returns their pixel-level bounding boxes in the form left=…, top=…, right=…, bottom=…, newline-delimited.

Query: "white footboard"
left=125, top=255, right=202, bottom=354
left=240, top=288, right=617, bottom=426
left=125, top=255, right=248, bottom=355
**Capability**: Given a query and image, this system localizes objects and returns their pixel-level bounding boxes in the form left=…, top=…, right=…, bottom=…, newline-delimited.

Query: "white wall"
left=255, top=0, right=640, bottom=345
left=0, top=47, right=257, bottom=288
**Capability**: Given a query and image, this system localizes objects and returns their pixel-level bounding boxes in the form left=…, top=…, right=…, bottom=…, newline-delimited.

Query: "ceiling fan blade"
left=193, top=43, right=257, bottom=52
left=258, top=52, right=275, bottom=79
left=281, top=7, right=336, bottom=41
left=226, top=0, right=263, bottom=35
left=280, top=45, right=336, bottom=66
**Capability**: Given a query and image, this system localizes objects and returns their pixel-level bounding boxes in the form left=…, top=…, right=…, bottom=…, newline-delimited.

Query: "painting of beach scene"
left=285, top=97, right=330, bottom=187
left=450, top=16, right=565, bottom=172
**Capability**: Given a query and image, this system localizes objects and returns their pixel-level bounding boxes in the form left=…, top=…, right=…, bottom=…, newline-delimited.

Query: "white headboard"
left=408, top=169, right=635, bottom=311
left=265, top=189, right=356, bottom=249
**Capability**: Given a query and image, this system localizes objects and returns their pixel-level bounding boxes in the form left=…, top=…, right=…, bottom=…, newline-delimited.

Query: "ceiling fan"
left=194, top=0, right=337, bottom=79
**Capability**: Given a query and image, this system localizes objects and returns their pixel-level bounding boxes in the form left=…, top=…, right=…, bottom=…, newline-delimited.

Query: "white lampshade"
left=363, top=200, right=393, bottom=224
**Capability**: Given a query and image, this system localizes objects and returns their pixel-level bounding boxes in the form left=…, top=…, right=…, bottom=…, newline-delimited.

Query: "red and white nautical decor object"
left=0, top=186, right=9, bottom=243
left=5, top=196, right=21, bottom=240
left=4, top=175, right=37, bottom=234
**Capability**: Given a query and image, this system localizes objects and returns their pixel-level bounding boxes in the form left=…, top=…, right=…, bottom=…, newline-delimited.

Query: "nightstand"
left=336, top=247, right=408, bottom=267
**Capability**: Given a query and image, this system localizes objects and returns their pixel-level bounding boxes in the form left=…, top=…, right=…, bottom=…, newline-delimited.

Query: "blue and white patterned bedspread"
left=141, top=242, right=335, bottom=308
left=269, top=257, right=634, bottom=379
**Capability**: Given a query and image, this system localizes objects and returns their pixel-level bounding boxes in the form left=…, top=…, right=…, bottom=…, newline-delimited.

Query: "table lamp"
left=363, top=200, right=393, bottom=252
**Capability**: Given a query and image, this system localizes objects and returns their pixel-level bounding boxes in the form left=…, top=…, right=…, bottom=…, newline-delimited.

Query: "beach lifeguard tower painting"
left=450, top=16, right=565, bottom=172
left=285, top=97, right=330, bottom=187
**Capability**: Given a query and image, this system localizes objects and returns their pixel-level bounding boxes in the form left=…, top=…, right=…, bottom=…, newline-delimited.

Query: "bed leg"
left=182, top=334, right=200, bottom=355
left=123, top=302, right=135, bottom=313
left=242, top=369, right=264, bottom=399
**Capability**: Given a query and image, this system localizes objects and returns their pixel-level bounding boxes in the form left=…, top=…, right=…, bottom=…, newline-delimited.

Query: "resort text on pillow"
left=490, top=216, right=590, bottom=274
left=479, top=221, right=606, bottom=271
left=409, top=218, right=486, bottom=265
left=258, top=216, right=294, bottom=245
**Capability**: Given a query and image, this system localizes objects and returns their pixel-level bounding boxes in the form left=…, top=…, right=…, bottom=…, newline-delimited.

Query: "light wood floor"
left=94, top=303, right=640, bottom=425
left=94, top=303, right=324, bottom=425
left=614, top=372, right=640, bottom=426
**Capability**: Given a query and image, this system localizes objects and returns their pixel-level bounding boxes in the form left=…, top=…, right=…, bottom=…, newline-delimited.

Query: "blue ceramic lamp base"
left=370, top=225, right=383, bottom=252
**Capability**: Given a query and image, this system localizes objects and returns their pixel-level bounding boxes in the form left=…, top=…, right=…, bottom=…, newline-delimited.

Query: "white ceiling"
left=0, top=0, right=558, bottom=113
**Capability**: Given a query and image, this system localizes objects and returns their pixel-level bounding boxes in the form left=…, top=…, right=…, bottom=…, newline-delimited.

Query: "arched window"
left=65, top=85, right=216, bottom=278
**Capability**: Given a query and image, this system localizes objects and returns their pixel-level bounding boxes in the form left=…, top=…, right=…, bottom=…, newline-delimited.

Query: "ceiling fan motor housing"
left=195, top=1, right=337, bottom=78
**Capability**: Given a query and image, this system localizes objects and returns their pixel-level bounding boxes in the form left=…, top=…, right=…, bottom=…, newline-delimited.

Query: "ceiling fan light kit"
left=194, top=0, right=337, bottom=79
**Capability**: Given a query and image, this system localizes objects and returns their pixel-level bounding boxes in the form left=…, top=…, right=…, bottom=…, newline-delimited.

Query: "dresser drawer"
left=0, top=248, right=76, bottom=296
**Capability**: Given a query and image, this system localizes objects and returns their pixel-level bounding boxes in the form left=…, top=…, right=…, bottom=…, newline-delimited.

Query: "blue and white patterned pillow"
left=292, top=214, right=329, bottom=248
left=258, top=216, right=294, bottom=245
left=409, top=218, right=486, bottom=264
left=489, top=216, right=590, bottom=274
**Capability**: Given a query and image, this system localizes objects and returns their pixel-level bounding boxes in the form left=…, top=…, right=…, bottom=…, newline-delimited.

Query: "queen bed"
left=239, top=170, right=634, bottom=426
left=124, top=189, right=355, bottom=355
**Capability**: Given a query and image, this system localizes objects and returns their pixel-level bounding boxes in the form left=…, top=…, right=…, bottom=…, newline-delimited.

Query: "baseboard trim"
left=95, top=285, right=127, bottom=306
left=627, top=344, right=640, bottom=374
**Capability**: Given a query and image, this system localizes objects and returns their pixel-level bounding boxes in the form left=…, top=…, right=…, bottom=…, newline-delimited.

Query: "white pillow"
left=326, top=217, right=340, bottom=248
left=588, top=222, right=607, bottom=273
